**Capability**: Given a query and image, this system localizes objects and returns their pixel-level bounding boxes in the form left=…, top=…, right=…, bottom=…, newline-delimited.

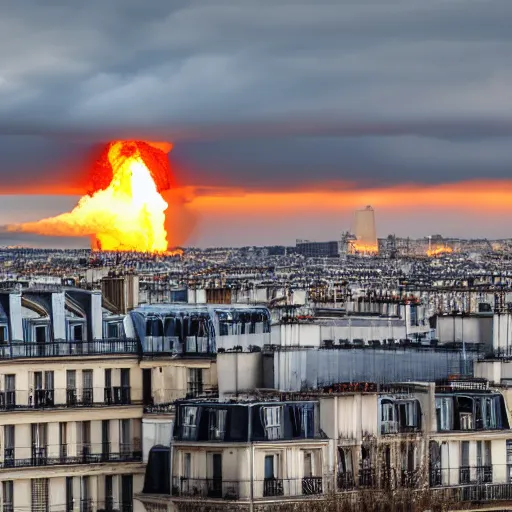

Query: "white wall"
left=437, top=315, right=492, bottom=344
left=217, top=352, right=262, bottom=397
left=493, top=313, right=512, bottom=352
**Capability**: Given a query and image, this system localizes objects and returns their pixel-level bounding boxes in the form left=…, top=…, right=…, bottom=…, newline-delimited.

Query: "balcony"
left=476, top=465, right=493, bottom=483
left=143, top=387, right=218, bottom=414
left=0, top=442, right=142, bottom=469
left=173, top=478, right=241, bottom=500
left=430, top=467, right=442, bottom=487
left=263, top=478, right=284, bottom=497
left=0, top=387, right=139, bottom=410
left=433, top=482, right=512, bottom=503
left=302, top=476, right=323, bottom=495
left=459, top=465, right=493, bottom=484
left=80, top=499, right=94, bottom=512
left=171, top=477, right=326, bottom=501
left=0, top=338, right=139, bottom=359
left=337, top=472, right=355, bottom=490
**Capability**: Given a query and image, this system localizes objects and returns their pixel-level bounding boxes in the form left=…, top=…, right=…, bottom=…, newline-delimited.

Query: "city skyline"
left=2, top=1, right=512, bottom=248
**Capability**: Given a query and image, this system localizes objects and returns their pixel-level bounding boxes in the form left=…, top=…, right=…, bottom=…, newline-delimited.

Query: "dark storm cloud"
left=2, top=0, right=512, bottom=190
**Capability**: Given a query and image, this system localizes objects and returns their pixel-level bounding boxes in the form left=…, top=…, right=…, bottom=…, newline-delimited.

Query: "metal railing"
left=143, top=387, right=218, bottom=413
left=0, top=338, right=139, bottom=359
left=460, top=465, right=493, bottom=484
left=0, top=387, right=138, bottom=409
left=0, top=442, right=142, bottom=469
left=433, top=482, right=512, bottom=503
left=172, top=477, right=326, bottom=500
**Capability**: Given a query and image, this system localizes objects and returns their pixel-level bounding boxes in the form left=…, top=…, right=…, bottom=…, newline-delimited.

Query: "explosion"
left=352, top=242, right=379, bottom=254
left=8, top=141, right=173, bottom=253
left=427, top=245, right=453, bottom=257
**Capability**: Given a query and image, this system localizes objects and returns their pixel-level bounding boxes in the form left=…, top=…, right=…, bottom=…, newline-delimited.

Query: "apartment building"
left=0, top=288, right=144, bottom=512
left=0, top=286, right=272, bottom=512
left=137, top=379, right=512, bottom=511
left=138, top=398, right=330, bottom=511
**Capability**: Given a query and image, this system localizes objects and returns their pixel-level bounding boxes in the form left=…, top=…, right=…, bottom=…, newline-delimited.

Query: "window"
left=66, top=370, right=76, bottom=405
left=146, top=319, right=163, bottom=337
left=398, top=400, right=420, bottom=429
left=381, top=401, right=397, bottom=434
left=31, top=478, right=48, bottom=512
left=4, top=425, right=14, bottom=465
left=81, top=476, right=90, bottom=510
left=0, top=325, right=7, bottom=343
left=2, top=481, right=13, bottom=512
left=65, top=477, right=73, bottom=512
left=460, top=441, right=470, bottom=484
left=34, top=326, right=47, bottom=344
left=187, top=369, right=203, bottom=397
left=4, top=375, right=15, bottom=408
left=265, top=455, right=276, bottom=479
left=435, top=397, right=454, bottom=431
left=482, top=396, right=499, bottom=429
left=120, top=368, right=130, bottom=387
left=82, top=370, right=93, bottom=405
left=183, top=453, right=191, bottom=479
left=106, top=322, right=120, bottom=339
left=31, top=423, right=47, bottom=460
left=208, top=409, right=227, bottom=440
left=262, top=406, right=282, bottom=440
left=304, top=452, right=313, bottom=478
left=338, top=448, right=354, bottom=488
left=120, top=419, right=130, bottom=455
left=81, top=421, right=91, bottom=457
left=105, top=475, right=113, bottom=511
left=181, top=406, right=198, bottom=440
left=121, top=475, right=133, bottom=512
left=59, top=422, right=67, bottom=459
left=507, top=440, right=512, bottom=482
left=72, top=324, right=83, bottom=342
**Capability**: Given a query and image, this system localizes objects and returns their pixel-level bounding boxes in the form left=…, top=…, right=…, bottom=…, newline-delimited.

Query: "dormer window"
left=208, top=409, right=227, bottom=441
left=398, top=400, right=421, bottom=430
left=182, top=406, right=198, bottom=440
left=381, top=401, right=398, bottom=434
left=262, top=406, right=282, bottom=440
left=0, top=325, right=7, bottom=343
left=436, top=397, right=454, bottom=431
left=106, top=322, right=120, bottom=339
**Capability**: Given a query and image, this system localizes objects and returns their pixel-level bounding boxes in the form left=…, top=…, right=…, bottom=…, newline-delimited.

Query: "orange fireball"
left=8, top=140, right=172, bottom=253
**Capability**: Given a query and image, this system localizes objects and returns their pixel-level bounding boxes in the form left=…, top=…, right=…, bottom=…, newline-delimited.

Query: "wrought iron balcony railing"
left=0, top=338, right=139, bottom=359
left=171, top=477, right=326, bottom=500
left=0, top=387, right=139, bottom=410
left=0, top=442, right=142, bottom=469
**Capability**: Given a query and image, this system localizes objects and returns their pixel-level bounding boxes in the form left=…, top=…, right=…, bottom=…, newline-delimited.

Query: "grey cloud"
left=1, top=0, right=512, bottom=191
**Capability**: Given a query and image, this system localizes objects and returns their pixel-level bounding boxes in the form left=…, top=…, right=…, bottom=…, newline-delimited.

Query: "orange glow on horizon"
left=184, top=180, right=512, bottom=214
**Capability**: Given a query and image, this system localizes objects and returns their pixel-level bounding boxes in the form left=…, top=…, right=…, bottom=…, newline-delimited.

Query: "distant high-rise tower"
left=352, top=205, right=378, bottom=253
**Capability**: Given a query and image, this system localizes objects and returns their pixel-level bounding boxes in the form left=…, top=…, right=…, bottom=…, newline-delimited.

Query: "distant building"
left=352, top=205, right=378, bottom=253
left=295, top=240, right=339, bottom=258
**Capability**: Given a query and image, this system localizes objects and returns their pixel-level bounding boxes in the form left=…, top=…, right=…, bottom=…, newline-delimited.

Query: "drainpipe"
left=334, top=396, right=339, bottom=492
left=249, top=406, right=254, bottom=512
left=169, top=420, right=174, bottom=498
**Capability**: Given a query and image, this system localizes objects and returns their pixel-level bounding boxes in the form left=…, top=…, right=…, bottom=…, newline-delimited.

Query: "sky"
left=2, top=0, right=512, bottom=248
